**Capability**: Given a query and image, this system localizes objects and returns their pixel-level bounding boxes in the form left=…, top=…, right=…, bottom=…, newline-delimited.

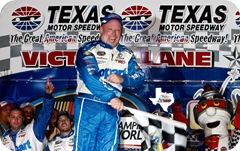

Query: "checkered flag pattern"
left=229, top=128, right=240, bottom=149
left=0, top=30, right=90, bottom=73
left=124, top=106, right=188, bottom=151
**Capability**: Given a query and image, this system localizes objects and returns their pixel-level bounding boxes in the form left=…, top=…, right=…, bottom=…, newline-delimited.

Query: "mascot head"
left=194, top=84, right=233, bottom=137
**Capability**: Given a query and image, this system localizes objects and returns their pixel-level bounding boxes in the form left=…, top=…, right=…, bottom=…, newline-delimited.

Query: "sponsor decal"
left=84, top=51, right=92, bottom=55
left=99, top=68, right=127, bottom=79
left=16, top=140, right=32, bottom=150
left=97, top=51, right=106, bottom=56
left=115, top=53, right=126, bottom=64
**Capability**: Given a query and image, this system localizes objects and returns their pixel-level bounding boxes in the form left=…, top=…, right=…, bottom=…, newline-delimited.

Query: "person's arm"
left=106, top=48, right=144, bottom=111
left=121, top=50, right=145, bottom=88
left=33, top=76, right=55, bottom=142
left=48, top=127, right=60, bottom=141
left=75, top=43, right=120, bottom=102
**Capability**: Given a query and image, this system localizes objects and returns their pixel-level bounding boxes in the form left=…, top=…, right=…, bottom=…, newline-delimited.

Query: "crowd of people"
left=0, top=77, right=75, bottom=151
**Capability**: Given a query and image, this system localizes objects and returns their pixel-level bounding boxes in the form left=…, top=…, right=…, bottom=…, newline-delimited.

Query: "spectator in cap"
left=0, top=101, right=14, bottom=136
left=20, top=102, right=36, bottom=125
left=1, top=76, right=55, bottom=151
left=45, top=111, right=74, bottom=151
left=74, top=12, right=145, bottom=151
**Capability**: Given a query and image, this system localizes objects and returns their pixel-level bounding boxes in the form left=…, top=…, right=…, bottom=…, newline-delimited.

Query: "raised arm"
left=33, top=76, right=55, bottom=142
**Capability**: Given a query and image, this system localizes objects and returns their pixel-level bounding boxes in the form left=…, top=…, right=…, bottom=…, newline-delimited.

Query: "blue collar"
left=99, top=40, right=122, bottom=51
left=58, top=130, right=74, bottom=138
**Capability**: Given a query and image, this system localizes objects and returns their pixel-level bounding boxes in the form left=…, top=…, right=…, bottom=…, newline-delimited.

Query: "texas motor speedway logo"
left=121, top=5, right=155, bottom=32
left=11, top=6, right=44, bottom=32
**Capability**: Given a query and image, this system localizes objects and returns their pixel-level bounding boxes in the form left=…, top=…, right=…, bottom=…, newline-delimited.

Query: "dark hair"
left=9, top=107, right=25, bottom=123
left=54, top=111, right=73, bottom=127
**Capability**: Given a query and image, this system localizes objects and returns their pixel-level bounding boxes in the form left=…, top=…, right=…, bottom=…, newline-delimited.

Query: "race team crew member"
left=74, top=13, right=145, bottom=151
left=46, top=111, right=74, bottom=151
left=0, top=101, right=14, bottom=136
left=1, top=77, right=54, bottom=151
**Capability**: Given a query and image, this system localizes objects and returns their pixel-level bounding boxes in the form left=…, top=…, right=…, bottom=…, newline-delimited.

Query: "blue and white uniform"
left=74, top=40, right=145, bottom=151
left=46, top=130, right=74, bottom=151
left=1, top=93, right=54, bottom=151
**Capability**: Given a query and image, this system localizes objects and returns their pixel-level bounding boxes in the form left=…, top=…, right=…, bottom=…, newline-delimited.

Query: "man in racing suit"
left=46, top=111, right=74, bottom=151
left=1, top=77, right=54, bottom=151
left=74, top=13, right=145, bottom=151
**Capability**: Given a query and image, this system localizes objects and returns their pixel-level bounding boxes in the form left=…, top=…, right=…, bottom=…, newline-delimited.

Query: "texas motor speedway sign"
left=0, top=0, right=240, bottom=149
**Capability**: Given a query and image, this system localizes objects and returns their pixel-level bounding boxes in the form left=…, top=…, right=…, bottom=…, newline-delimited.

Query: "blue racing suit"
left=74, top=40, right=145, bottom=151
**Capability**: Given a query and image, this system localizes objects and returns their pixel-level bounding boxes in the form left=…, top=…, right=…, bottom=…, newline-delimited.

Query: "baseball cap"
left=0, top=101, right=14, bottom=109
left=101, top=13, right=122, bottom=25
left=20, top=102, right=36, bottom=112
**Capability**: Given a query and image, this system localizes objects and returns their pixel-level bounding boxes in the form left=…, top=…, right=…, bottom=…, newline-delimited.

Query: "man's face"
left=100, top=19, right=122, bottom=48
left=22, top=106, right=34, bottom=125
left=8, top=109, right=24, bottom=131
left=57, top=115, right=72, bottom=133
left=0, top=105, right=12, bottom=121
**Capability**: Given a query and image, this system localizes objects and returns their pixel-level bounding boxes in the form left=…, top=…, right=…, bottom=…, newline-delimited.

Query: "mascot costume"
left=194, top=84, right=240, bottom=151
